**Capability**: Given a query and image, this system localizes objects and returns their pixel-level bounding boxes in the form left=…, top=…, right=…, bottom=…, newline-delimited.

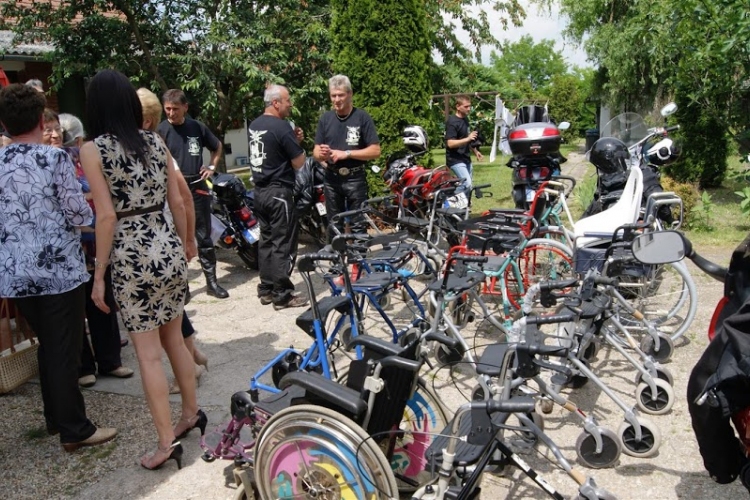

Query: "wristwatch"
left=345, top=150, right=352, bottom=159
left=207, top=165, right=216, bottom=171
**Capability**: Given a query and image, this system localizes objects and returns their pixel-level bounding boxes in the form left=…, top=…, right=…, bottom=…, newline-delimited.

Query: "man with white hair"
left=313, top=75, right=380, bottom=241
left=25, top=79, right=44, bottom=93
left=247, top=85, right=307, bottom=309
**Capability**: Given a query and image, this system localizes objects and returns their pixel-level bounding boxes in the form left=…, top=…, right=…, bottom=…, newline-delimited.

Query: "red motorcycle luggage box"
left=508, top=123, right=562, bottom=156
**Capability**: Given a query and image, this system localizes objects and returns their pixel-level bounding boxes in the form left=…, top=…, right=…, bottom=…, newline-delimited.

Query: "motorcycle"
left=209, top=172, right=260, bottom=270
left=632, top=229, right=750, bottom=492
left=582, top=103, right=681, bottom=223
left=505, top=104, right=570, bottom=209
left=294, top=157, right=328, bottom=248
left=381, top=126, right=467, bottom=219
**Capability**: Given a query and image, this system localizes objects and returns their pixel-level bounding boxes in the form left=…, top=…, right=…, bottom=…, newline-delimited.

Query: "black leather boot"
left=199, top=249, right=229, bottom=299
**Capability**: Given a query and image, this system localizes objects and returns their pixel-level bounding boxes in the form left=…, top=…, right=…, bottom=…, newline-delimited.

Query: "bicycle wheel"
left=506, top=238, right=574, bottom=309
left=616, top=260, right=697, bottom=342
left=254, top=404, right=398, bottom=499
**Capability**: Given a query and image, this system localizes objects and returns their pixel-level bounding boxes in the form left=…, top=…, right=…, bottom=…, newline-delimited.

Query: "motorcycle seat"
left=295, top=295, right=352, bottom=339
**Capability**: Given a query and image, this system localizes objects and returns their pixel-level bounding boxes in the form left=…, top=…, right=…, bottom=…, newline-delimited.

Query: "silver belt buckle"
left=338, top=167, right=350, bottom=176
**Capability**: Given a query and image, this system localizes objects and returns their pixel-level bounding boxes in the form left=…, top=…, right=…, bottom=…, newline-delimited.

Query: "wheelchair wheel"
left=254, top=404, right=398, bottom=499
left=635, top=378, right=675, bottom=416
left=619, top=261, right=697, bottom=342
left=337, top=369, right=449, bottom=494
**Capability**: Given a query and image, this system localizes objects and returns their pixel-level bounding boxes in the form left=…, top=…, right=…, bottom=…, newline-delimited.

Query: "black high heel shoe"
left=175, top=409, right=207, bottom=439
left=140, top=439, right=183, bottom=470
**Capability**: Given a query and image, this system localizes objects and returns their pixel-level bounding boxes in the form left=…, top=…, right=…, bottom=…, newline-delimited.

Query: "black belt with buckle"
left=331, top=165, right=365, bottom=177
left=116, top=203, right=164, bottom=220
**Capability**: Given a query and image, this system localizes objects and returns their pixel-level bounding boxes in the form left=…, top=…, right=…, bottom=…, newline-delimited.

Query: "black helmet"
left=589, top=137, right=630, bottom=174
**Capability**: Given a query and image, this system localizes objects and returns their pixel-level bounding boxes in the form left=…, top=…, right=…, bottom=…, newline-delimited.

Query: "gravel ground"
left=2, top=155, right=747, bottom=499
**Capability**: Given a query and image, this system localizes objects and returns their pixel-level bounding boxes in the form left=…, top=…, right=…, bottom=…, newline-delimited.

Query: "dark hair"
left=0, top=83, right=47, bottom=136
left=43, top=108, right=59, bottom=124
left=86, top=69, right=148, bottom=167
left=162, top=89, right=188, bottom=105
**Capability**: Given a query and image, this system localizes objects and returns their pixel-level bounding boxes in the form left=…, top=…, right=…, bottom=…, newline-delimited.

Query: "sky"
left=454, top=1, right=592, bottom=69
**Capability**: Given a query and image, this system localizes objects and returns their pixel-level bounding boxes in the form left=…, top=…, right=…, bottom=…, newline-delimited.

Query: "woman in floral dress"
left=80, top=70, right=203, bottom=470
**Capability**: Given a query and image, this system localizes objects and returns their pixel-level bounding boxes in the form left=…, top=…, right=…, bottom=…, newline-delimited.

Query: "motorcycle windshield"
left=600, top=112, right=649, bottom=149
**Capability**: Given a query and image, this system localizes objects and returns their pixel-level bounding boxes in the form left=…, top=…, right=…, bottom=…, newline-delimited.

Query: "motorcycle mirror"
left=558, top=122, right=571, bottom=131
left=660, top=102, right=678, bottom=117
left=630, top=231, right=686, bottom=264
left=371, top=165, right=381, bottom=174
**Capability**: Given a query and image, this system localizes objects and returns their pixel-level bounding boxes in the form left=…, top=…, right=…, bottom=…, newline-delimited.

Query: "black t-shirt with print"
left=157, top=117, right=220, bottom=176
left=247, top=115, right=304, bottom=188
left=314, top=108, right=379, bottom=170
left=445, top=114, right=471, bottom=167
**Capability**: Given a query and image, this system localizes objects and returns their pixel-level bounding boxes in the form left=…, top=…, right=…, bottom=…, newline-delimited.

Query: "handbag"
left=0, top=298, right=39, bottom=393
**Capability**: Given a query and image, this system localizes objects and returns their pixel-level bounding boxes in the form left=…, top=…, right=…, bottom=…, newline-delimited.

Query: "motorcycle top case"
left=508, top=123, right=562, bottom=156
left=212, top=173, right=247, bottom=205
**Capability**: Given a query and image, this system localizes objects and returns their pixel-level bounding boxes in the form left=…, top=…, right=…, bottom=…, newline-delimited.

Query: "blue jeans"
left=449, top=162, right=473, bottom=195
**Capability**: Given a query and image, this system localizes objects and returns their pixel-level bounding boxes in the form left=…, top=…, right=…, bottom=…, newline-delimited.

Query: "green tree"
left=547, top=73, right=579, bottom=143
left=330, top=0, right=432, bottom=171
left=543, top=0, right=750, bottom=185
left=490, top=35, right=568, bottom=93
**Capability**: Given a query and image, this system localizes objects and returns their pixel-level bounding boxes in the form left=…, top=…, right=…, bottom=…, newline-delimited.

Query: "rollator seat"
left=475, top=343, right=510, bottom=377
left=428, top=271, right=485, bottom=294
left=351, top=271, right=401, bottom=291
left=295, top=295, right=352, bottom=339
left=481, top=255, right=509, bottom=274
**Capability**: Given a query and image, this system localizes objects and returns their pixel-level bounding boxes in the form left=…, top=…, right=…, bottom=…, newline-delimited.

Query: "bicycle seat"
left=295, top=295, right=352, bottom=339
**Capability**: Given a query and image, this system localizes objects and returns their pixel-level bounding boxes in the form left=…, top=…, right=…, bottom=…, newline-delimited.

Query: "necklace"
left=336, top=108, right=353, bottom=121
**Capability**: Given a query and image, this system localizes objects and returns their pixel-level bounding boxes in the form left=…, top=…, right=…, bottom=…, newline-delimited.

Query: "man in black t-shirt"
left=158, top=89, right=228, bottom=299
left=445, top=95, right=483, bottom=195
left=313, top=75, right=380, bottom=241
left=247, top=85, right=307, bottom=309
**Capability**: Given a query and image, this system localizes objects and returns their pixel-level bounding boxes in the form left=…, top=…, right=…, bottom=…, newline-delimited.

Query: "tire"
left=575, top=426, right=622, bottom=469
left=618, top=417, right=661, bottom=458
left=238, top=244, right=259, bottom=270
left=254, top=404, right=398, bottom=499
left=619, top=261, right=697, bottom=342
left=635, top=378, right=675, bottom=415
left=507, top=238, right=574, bottom=309
left=639, top=333, right=674, bottom=363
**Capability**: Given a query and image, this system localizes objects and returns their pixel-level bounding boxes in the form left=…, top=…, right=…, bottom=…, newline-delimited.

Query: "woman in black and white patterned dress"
left=80, top=70, right=204, bottom=470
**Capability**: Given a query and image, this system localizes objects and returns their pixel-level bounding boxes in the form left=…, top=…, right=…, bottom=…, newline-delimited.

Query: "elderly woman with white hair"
left=59, top=112, right=134, bottom=388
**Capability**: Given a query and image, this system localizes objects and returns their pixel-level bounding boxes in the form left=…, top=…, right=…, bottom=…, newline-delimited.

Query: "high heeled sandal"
left=168, top=364, right=204, bottom=394
left=174, top=409, right=208, bottom=439
left=140, top=439, right=183, bottom=470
